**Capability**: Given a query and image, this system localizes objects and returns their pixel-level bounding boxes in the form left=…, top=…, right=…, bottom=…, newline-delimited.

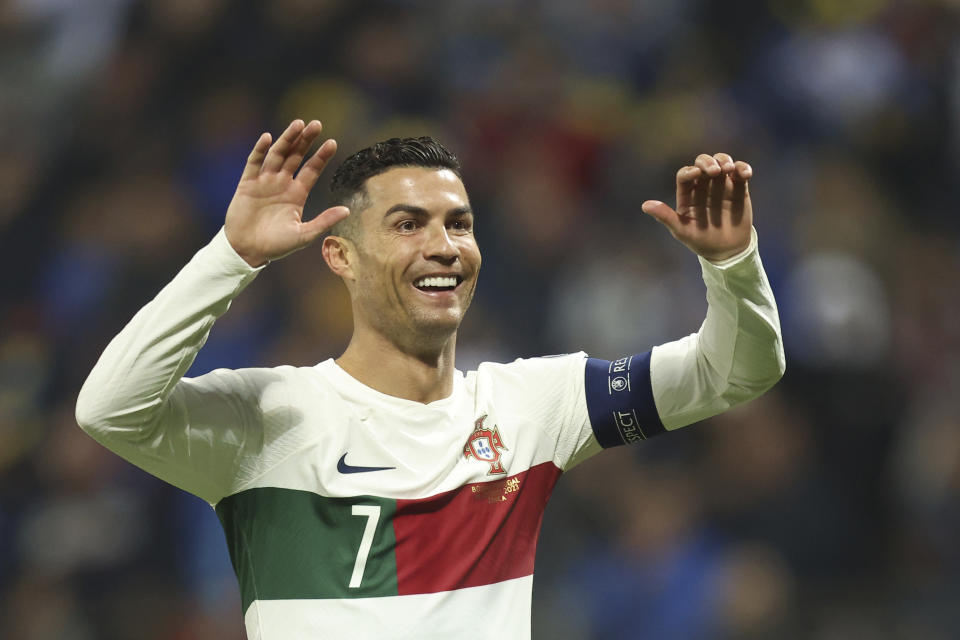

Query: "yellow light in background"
left=770, top=0, right=892, bottom=27
left=559, top=75, right=635, bottom=141
left=629, top=92, right=709, bottom=163
left=277, top=78, right=370, bottom=144
left=809, top=0, right=890, bottom=26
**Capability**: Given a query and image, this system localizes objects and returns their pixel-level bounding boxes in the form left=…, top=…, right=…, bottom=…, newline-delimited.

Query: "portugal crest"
left=463, top=415, right=508, bottom=475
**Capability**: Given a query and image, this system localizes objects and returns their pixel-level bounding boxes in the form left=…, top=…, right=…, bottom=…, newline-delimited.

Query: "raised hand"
left=641, top=153, right=753, bottom=262
left=224, top=119, right=350, bottom=267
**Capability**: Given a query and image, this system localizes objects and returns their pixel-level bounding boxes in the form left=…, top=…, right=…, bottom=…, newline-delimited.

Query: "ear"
left=322, top=235, right=356, bottom=281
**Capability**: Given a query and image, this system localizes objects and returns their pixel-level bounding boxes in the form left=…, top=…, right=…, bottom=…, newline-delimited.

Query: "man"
left=76, top=119, right=784, bottom=639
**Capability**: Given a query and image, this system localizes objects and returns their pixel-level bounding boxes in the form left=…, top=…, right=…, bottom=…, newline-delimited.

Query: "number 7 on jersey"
left=349, top=505, right=381, bottom=588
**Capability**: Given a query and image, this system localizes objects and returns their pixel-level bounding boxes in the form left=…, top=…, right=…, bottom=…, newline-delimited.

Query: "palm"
left=229, top=176, right=311, bottom=253
left=643, top=153, right=753, bottom=262
left=224, top=120, right=350, bottom=267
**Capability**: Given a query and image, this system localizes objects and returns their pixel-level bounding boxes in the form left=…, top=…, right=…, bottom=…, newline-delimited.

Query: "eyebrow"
left=383, top=204, right=474, bottom=218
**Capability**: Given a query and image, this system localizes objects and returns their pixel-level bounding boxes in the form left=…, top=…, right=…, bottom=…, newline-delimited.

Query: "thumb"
left=301, top=205, right=351, bottom=242
left=641, top=200, right=677, bottom=228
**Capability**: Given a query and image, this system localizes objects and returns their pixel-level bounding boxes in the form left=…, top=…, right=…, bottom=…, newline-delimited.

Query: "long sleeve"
left=75, top=228, right=270, bottom=504
left=651, top=227, right=785, bottom=429
left=560, top=228, right=785, bottom=467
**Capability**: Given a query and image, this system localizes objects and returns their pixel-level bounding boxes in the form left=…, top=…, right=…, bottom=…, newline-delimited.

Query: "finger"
left=693, top=156, right=721, bottom=226
left=689, top=177, right=711, bottom=227
left=295, top=138, right=338, bottom=191
left=262, top=119, right=305, bottom=173
left=694, top=153, right=722, bottom=178
left=707, top=173, right=727, bottom=226
left=732, top=160, right=753, bottom=181
left=676, top=166, right=707, bottom=226
left=730, top=180, right=749, bottom=226
left=281, top=120, right=323, bottom=175
left=240, top=133, right=272, bottom=181
left=300, top=205, right=351, bottom=242
left=641, top=200, right=678, bottom=230
left=675, top=165, right=697, bottom=213
left=713, top=152, right=735, bottom=174
left=676, top=165, right=702, bottom=185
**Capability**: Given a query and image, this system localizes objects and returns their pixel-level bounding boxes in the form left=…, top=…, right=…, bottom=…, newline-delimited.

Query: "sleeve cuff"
left=204, top=227, right=268, bottom=277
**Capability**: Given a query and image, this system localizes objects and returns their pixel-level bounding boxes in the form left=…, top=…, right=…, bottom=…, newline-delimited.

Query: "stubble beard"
left=400, top=291, right=473, bottom=355
left=357, top=284, right=473, bottom=359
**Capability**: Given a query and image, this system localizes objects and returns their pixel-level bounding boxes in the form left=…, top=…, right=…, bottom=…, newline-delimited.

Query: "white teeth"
left=415, top=276, right=458, bottom=288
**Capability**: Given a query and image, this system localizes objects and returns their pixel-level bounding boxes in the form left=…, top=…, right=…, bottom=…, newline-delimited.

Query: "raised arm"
left=582, top=154, right=784, bottom=452
left=75, top=120, right=346, bottom=503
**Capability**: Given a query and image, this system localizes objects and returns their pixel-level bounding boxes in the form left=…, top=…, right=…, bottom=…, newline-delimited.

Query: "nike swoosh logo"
left=337, top=453, right=396, bottom=474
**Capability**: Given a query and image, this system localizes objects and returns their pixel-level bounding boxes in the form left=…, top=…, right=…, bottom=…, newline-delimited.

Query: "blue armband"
left=584, top=352, right=666, bottom=447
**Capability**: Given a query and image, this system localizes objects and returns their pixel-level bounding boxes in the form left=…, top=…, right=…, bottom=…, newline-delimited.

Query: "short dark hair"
left=328, top=136, right=462, bottom=241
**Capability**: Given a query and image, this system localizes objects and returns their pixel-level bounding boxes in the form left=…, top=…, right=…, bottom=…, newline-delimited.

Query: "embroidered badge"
left=463, top=414, right=508, bottom=475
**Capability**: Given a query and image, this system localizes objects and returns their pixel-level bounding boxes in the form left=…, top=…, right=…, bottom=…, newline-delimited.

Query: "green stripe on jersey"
left=216, top=487, right=398, bottom=611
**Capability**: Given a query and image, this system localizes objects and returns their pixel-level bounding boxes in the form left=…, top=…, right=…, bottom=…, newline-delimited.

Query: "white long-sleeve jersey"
left=76, top=227, right=783, bottom=640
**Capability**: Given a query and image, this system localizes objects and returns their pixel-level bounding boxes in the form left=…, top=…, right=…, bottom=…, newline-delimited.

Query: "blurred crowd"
left=1, top=0, right=959, bottom=638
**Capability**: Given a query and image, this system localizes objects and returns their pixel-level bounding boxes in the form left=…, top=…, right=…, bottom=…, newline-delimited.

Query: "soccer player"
left=76, top=119, right=784, bottom=639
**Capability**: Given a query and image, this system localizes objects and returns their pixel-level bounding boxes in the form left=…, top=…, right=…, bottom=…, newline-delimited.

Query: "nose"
left=423, top=221, right=459, bottom=264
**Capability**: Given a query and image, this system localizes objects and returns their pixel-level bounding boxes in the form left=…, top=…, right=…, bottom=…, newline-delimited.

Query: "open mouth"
left=413, top=275, right=463, bottom=293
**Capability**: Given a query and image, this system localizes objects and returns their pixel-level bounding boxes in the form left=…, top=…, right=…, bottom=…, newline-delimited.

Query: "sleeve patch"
left=584, top=352, right=666, bottom=448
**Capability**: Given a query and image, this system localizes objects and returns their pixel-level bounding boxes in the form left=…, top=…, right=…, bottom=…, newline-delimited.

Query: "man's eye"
left=398, top=220, right=417, bottom=231
left=450, top=220, right=470, bottom=231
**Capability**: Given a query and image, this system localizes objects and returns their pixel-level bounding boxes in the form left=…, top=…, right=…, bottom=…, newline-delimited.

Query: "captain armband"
left=584, top=352, right=666, bottom=448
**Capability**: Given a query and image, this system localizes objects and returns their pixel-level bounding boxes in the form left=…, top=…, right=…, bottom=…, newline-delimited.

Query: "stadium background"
left=1, top=1, right=959, bottom=638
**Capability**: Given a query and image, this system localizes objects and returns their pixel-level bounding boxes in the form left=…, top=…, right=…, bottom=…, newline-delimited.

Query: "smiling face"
left=324, top=166, right=481, bottom=351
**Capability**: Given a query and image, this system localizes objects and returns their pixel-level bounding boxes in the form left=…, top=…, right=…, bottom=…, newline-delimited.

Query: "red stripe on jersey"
left=393, top=461, right=561, bottom=595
